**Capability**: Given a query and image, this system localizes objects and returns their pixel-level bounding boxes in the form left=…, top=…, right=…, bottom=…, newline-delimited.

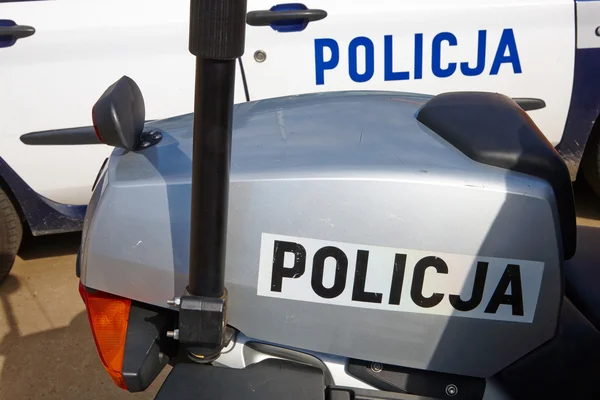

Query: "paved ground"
left=0, top=180, right=599, bottom=400
left=0, top=239, right=170, bottom=398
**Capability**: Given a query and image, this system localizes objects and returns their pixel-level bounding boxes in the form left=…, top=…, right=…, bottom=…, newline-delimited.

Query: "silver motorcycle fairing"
left=80, top=91, right=563, bottom=378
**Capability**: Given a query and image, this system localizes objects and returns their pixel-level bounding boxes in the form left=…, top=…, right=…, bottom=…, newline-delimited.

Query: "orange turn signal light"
left=79, top=282, right=131, bottom=390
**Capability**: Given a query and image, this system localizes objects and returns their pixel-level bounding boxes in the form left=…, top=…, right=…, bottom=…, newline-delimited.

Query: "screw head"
left=596, top=26, right=600, bottom=37
left=167, top=297, right=181, bottom=306
left=445, top=384, right=458, bottom=397
left=370, top=362, right=383, bottom=373
left=166, top=329, right=180, bottom=340
left=254, top=50, right=267, bottom=63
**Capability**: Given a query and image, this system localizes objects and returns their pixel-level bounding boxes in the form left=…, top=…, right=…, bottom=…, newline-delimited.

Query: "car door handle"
left=0, top=24, right=35, bottom=40
left=0, top=20, right=35, bottom=48
left=247, top=9, right=327, bottom=26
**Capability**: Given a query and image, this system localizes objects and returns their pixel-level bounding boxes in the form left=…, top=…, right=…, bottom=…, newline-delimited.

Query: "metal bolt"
left=445, top=384, right=458, bottom=397
left=254, top=50, right=267, bottom=63
left=166, top=329, right=180, bottom=340
left=370, top=362, right=383, bottom=373
left=596, top=26, right=600, bottom=37
left=167, top=297, right=181, bottom=306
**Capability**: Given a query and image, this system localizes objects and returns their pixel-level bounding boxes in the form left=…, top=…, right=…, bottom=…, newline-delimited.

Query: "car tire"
left=582, top=127, right=600, bottom=198
left=0, top=186, right=23, bottom=283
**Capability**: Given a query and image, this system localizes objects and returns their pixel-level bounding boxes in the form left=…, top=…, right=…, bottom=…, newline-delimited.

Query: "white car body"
left=0, top=0, right=599, bottom=234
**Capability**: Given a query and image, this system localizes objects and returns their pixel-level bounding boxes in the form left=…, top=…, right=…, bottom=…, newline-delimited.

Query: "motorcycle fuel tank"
left=80, top=91, right=563, bottom=378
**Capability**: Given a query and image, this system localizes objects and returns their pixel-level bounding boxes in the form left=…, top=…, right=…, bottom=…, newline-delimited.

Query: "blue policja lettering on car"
left=314, top=29, right=522, bottom=85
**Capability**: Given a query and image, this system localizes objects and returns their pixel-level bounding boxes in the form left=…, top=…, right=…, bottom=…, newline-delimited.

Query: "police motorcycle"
left=23, top=0, right=600, bottom=399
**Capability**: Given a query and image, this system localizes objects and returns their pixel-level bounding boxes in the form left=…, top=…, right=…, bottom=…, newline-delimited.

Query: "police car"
left=0, top=0, right=598, bottom=283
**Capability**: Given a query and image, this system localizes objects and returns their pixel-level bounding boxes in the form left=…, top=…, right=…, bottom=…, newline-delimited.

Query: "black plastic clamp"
left=166, top=290, right=231, bottom=362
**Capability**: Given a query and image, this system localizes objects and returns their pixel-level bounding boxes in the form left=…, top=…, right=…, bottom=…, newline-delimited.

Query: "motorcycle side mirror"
left=92, top=75, right=145, bottom=150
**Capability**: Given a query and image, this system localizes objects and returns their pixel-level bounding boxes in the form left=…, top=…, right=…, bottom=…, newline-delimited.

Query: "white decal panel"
left=257, top=233, right=544, bottom=323
left=576, top=1, right=600, bottom=49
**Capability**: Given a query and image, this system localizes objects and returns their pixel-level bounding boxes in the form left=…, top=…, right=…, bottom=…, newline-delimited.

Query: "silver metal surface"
left=80, top=91, right=563, bottom=378
left=166, top=297, right=181, bottom=306
left=166, top=329, right=179, bottom=340
left=446, top=384, right=458, bottom=397
left=254, top=50, right=266, bottom=62
left=215, top=332, right=376, bottom=390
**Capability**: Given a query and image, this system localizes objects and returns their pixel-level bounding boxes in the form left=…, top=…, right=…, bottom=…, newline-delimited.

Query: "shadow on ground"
left=18, top=231, right=82, bottom=260
left=0, top=257, right=167, bottom=400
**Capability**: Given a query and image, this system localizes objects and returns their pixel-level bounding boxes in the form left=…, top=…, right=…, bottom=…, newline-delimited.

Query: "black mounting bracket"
left=167, top=291, right=231, bottom=362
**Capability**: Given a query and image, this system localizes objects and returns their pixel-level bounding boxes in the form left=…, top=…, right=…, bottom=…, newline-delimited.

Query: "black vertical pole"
left=187, top=0, right=247, bottom=298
